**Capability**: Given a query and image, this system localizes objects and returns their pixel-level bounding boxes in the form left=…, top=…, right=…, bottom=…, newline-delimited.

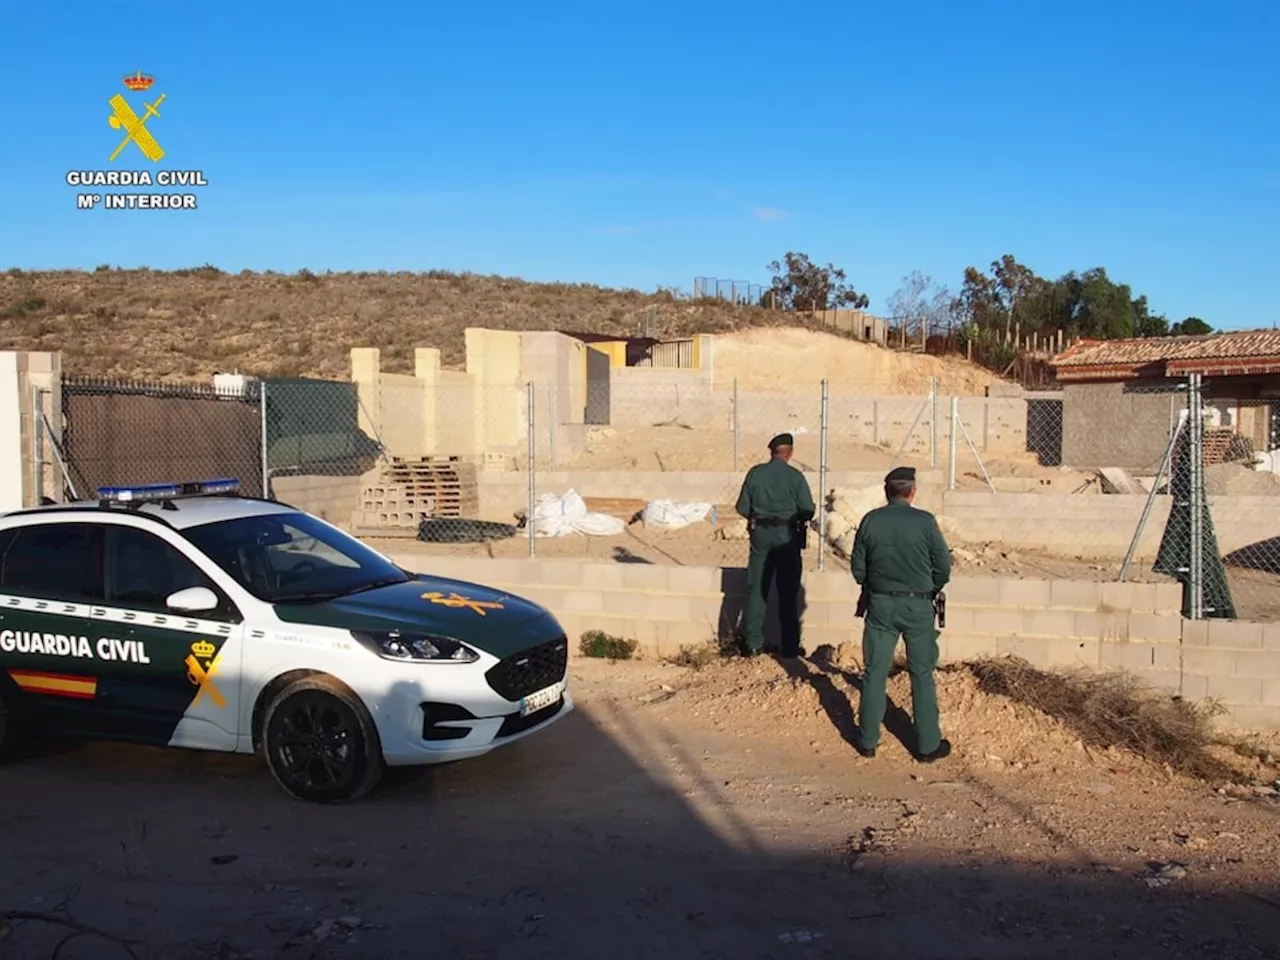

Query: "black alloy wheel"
left=261, top=678, right=383, bottom=803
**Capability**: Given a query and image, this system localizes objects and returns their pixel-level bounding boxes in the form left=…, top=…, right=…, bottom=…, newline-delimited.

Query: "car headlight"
left=352, top=630, right=479, bottom=663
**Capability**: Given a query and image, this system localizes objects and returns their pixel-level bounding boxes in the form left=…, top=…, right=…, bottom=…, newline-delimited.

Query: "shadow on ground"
left=2, top=704, right=1278, bottom=960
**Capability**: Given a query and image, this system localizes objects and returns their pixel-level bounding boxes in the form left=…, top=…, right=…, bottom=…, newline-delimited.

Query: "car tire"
left=260, top=676, right=384, bottom=804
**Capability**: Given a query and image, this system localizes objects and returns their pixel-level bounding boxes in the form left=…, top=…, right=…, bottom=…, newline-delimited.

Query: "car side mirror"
left=166, top=586, right=219, bottom=613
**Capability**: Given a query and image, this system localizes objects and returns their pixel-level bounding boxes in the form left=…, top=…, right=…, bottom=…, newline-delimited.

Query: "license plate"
left=520, top=680, right=565, bottom=716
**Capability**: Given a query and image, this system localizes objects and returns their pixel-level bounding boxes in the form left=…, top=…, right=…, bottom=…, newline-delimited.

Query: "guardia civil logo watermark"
left=66, top=71, right=209, bottom=211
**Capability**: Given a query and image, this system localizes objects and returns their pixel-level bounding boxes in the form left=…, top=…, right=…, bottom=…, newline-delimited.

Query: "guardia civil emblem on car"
left=0, top=479, right=572, bottom=803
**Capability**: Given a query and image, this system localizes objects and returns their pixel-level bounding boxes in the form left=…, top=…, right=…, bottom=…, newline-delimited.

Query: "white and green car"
left=0, top=479, right=572, bottom=802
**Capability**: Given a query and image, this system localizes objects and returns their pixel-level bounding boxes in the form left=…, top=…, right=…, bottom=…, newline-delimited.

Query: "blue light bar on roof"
left=97, top=478, right=241, bottom=502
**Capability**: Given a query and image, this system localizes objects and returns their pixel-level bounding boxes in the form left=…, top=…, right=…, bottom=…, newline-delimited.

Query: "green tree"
left=766, top=252, right=870, bottom=311
left=1170, top=316, right=1213, bottom=336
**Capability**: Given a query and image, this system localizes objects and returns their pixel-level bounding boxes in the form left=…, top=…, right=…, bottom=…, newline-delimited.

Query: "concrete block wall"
left=271, top=474, right=362, bottom=526
left=941, top=492, right=1280, bottom=559
left=382, top=552, right=1280, bottom=732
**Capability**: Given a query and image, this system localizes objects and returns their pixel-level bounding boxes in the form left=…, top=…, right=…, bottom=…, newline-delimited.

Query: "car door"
left=92, top=522, right=245, bottom=752
left=0, top=520, right=105, bottom=734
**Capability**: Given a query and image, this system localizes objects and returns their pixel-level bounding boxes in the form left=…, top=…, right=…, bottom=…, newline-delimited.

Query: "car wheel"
left=260, top=677, right=384, bottom=803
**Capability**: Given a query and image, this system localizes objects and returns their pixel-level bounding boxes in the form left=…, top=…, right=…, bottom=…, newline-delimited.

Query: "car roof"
left=1, top=496, right=300, bottom=531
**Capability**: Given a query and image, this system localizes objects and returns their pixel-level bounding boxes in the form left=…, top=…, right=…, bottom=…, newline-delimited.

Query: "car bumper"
left=375, top=679, right=575, bottom=766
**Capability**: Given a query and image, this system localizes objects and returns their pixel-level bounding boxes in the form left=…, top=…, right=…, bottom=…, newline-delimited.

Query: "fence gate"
left=60, top=377, right=265, bottom=500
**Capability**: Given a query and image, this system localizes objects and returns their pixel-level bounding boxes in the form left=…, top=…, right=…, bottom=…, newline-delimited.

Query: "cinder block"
left=608, top=591, right=656, bottom=619
left=1222, top=704, right=1280, bottom=731
left=641, top=595, right=695, bottom=621
left=1050, top=581, right=1103, bottom=610
left=994, top=635, right=1050, bottom=665
left=1264, top=623, right=1280, bottom=653
left=561, top=590, right=605, bottom=614
left=1235, top=650, right=1280, bottom=679
left=1175, top=674, right=1209, bottom=700
left=1206, top=620, right=1264, bottom=650
left=942, top=633, right=997, bottom=661
left=1182, top=620, right=1210, bottom=647
left=1153, top=644, right=1184, bottom=672
left=580, top=565, right=626, bottom=591
left=998, top=579, right=1053, bottom=609
left=621, top=564, right=672, bottom=591
left=1205, top=675, right=1264, bottom=705
left=1099, top=581, right=1140, bottom=612
left=539, top=563, right=588, bottom=587
left=1182, top=647, right=1237, bottom=677
left=973, top=609, right=1026, bottom=636
left=940, top=606, right=976, bottom=634
left=1045, top=639, right=1100, bottom=669
left=1127, top=613, right=1183, bottom=644
left=947, top=578, right=1001, bottom=605
left=1075, top=611, right=1129, bottom=643
left=1263, top=679, right=1280, bottom=707
left=1099, top=642, right=1158, bottom=671
left=1131, top=668, right=1182, bottom=696
left=1022, top=609, right=1080, bottom=638
left=1152, top=583, right=1184, bottom=612
left=629, top=619, right=670, bottom=654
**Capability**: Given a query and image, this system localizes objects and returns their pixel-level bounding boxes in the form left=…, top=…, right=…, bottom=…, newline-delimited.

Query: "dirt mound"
left=651, top=651, right=1279, bottom=789
left=708, top=328, right=1001, bottom=396
left=1206, top=462, right=1280, bottom=496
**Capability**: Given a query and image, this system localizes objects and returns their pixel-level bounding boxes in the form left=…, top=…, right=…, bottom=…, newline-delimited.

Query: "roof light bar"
left=97, top=478, right=241, bottom=503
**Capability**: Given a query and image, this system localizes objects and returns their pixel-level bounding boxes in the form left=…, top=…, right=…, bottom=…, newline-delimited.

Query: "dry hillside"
left=1, top=268, right=1006, bottom=388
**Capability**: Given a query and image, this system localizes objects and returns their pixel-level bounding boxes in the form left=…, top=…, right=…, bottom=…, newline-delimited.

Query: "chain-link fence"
left=46, top=367, right=1280, bottom=624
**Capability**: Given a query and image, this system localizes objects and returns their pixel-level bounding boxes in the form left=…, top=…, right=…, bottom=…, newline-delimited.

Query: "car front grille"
left=485, top=636, right=568, bottom=701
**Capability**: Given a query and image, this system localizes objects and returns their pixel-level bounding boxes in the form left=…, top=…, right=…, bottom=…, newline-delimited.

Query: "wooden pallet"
left=354, top=457, right=481, bottom=530
left=1203, top=428, right=1255, bottom=465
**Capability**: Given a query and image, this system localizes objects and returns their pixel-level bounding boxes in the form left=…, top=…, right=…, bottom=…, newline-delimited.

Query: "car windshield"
left=182, top=511, right=411, bottom=604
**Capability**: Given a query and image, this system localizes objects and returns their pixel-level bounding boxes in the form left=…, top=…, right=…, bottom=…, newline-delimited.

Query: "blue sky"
left=2, top=0, right=1277, bottom=328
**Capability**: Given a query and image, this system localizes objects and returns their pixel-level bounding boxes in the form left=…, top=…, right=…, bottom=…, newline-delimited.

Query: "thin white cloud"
left=750, top=206, right=794, bottom=222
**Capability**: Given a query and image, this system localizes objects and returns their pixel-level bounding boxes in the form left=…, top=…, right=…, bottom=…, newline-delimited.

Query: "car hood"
left=272, top=573, right=564, bottom=659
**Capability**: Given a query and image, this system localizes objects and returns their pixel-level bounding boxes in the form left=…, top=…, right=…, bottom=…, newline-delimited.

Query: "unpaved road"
left=2, top=656, right=1279, bottom=960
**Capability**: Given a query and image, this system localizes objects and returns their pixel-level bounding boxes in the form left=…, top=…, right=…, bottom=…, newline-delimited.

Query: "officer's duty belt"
left=751, top=517, right=789, bottom=526
left=872, top=590, right=934, bottom=598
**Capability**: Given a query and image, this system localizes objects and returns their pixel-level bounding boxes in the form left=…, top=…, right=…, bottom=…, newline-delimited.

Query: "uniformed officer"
left=850, top=466, right=953, bottom=762
left=734, top=433, right=815, bottom=658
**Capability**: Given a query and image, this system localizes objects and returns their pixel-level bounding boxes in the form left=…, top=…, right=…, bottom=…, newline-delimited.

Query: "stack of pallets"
left=1202, top=428, right=1254, bottom=465
left=351, top=456, right=481, bottom=537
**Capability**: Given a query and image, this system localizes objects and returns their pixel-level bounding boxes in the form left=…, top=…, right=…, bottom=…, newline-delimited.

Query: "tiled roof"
left=1051, top=329, right=1280, bottom=380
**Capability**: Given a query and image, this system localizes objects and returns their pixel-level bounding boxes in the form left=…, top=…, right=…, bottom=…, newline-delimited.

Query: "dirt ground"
left=2, top=656, right=1278, bottom=960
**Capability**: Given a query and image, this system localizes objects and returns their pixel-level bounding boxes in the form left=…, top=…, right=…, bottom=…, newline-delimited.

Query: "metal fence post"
left=259, top=380, right=270, bottom=500
left=732, top=377, right=739, bottom=470
left=1188, top=372, right=1203, bottom=619
left=818, top=379, right=829, bottom=571
left=527, top=381, right=536, bottom=558
left=948, top=397, right=958, bottom=491
left=930, top=376, right=938, bottom=469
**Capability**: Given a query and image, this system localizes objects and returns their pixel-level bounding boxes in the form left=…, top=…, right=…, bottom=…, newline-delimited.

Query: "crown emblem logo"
left=190, top=640, right=216, bottom=659
left=122, top=71, right=154, bottom=92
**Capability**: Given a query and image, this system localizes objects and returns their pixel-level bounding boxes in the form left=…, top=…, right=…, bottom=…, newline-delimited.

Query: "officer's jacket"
left=734, top=457, right=815, bottom=525
left=851, top=499, right=951, bottom=595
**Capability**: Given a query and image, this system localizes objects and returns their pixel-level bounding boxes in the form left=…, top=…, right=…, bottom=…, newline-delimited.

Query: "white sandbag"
left=824, top=512, right=852, bottom=542
left=833, top=530, right=856, bottom=559
left=641, top=499, right=714, bottom=530
left=532, top=489, right=624, bottom=538
left=714, top=517, right=750, bottom=541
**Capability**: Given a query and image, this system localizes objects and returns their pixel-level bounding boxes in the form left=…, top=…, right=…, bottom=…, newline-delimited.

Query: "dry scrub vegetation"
left=0, top=266, right=840, bottom=381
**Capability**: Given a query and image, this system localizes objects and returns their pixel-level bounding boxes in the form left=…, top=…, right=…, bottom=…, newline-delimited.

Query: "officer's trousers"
left=858, top=594, right=941, bottom=754
left=743, top=537, right=802, bottom=655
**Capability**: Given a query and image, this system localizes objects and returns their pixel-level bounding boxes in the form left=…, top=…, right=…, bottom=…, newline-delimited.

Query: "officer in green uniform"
left=850, top=466, right=953, bottom=762
left=734, top=433, right=815, bottom=658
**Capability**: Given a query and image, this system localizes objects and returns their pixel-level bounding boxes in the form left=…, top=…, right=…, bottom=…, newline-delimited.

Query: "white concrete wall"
left=0, top=354, right=23, bottom=513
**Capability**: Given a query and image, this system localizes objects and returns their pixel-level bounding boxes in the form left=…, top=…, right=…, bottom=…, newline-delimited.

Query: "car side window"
left=104, top=526, right=239, bottom=621
left=0, top=522, right=104, bottom=603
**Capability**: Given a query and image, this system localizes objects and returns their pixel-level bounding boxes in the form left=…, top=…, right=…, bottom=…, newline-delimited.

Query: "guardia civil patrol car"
left=0, top=479, right=572, bottom=803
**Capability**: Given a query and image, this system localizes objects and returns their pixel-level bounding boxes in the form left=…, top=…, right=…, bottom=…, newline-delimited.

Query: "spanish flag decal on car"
left=7, top=669, right=98, bottom=700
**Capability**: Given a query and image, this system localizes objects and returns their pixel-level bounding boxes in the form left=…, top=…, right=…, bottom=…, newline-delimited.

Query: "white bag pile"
left=822, top=484, right=964, bottom=559
left=640, top=499, right=714, bottom=530
left=531, top=490, right=626, bottom=538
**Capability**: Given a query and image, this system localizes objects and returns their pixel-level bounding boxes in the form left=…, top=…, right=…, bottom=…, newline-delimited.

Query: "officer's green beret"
left=885, top=466, right=916, bottom=483
left=768, top=433, right=794, bottom=450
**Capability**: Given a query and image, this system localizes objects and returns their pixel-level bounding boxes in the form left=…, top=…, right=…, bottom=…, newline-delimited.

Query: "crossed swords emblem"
left=421, top=591, right=506, bottom=616
left=107, top=91, right=167, bottom=163
left=185, top=651, right=226, bottom=709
